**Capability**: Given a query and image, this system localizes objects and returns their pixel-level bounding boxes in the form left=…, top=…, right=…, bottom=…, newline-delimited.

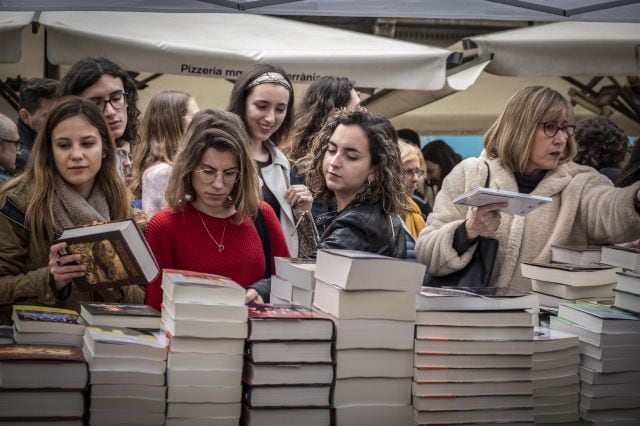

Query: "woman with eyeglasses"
left=227, top=63, right=312, bottom=257
left=0, top=97, right=145, bottom=325
left=58, top=57, right=140, bottom=184
left=130, top=90, right=199, bottom=217
left=416, top=86, right=640, bottom=291
left=398, top=140, right=429, bottom=259
left=301, top=108, right=406, bottom=258
left=144, top=109, right=290, bottom=310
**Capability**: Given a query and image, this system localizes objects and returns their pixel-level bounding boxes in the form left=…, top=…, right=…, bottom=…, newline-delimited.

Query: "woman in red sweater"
left=144, top=109, right=289, bottom=310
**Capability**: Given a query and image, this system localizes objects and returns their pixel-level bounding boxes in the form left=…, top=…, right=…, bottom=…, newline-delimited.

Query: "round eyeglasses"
left=195, top=168, right=241, bottom=184
left=540, top=122, right=576, bottom=138
left=90, top=92, right=128, bottom=112
left=1, top=138, right=22, bottom=150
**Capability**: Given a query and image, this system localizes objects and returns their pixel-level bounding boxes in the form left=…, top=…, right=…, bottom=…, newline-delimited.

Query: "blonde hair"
left=399, top=139, right=422, bottom=165
left=484, top=86, right=577, bottom=174
left=165, top=109, right=260, bottom=224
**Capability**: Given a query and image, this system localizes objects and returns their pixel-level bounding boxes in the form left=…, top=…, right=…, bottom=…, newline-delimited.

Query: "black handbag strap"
left=483, top=161, right=491, bottom=188
left=253, top=208, right=272, bottom=279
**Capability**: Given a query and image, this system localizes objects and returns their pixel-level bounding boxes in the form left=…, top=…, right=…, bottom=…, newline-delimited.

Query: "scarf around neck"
left=53, top=174, right=110, bottom=230
left=404, top=196, right=426, bottom=239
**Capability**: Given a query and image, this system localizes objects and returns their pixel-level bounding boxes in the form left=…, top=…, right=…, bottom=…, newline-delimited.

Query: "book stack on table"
left=550, top=302, right=640, bottom=423
left=270, top=257, right=316, bottom=308
left=532, top=327, right=581, bottom=424
left=0, top=344, right=88, bottom=425
left=614, top=270, right=640, bottom=315
left=241, top=304, right=335, bottom=426
left=413, top=287, right=538, bottom=425
left=312, top=249, right=425, bottom=426
left=82, top=325, right=167, bottom=425
left=12, top=305, right=85, bottom=346
left=521, top=261, right=619, bottom=311
left=161, top=270, right=248, bottom=426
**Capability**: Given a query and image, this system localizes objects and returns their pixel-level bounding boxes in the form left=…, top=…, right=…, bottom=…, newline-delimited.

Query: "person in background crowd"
left=144, top=109, right=290, bottom=309
left=58, top=57, right=141, bottom=184
left=116, top=140, right=134, bottom=188
left=616, top=139, right=640, bottom=249
left=397, top=128, right=421, bottom=149
left=287, top=75, right=360, bottom=219
left=130, top=90, right=199, bottom=217
left=16, top=78, right=59, bottom=173
left=420, top=139, right=462, bottom=209
left=399, top=140, right=429, bottom=259
left=301, top=108, right=406, bottom=258
left=574, top=115, right=629, bottom=182
left=0, top=114, right=20, bottom=187
left=0, top=97, right=145, bottom=325
left=416, top=86, right=640, bottom=291
left=227, top=62, right=312, bottom=256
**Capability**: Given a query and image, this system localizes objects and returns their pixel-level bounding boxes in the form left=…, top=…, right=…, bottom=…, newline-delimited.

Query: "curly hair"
left=287, top=76, right=355, bottom=161
left=574, top=116, right=628, bottom=170
left=226, top=62, right=295, bottom=147
left=130, top=90, right=193, bottom=198
left=58, top=57, right=140, bottom=146
left=299, top=107, right=405, bottom=216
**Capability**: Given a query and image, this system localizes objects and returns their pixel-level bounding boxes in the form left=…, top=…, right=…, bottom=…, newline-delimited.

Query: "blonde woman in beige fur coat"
left=415, top=86, right=640, bottom=291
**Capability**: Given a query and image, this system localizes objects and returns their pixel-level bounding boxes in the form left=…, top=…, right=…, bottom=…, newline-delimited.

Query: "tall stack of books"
left=12, top=305, right=85, bottom=346
left=270, top=257, right=316, bottom=308
left=532, top=327, right=580, bottom=424
left=82, top=325, right=167, bottom=425
left=312, top=249, right=425, bottom=426
left=550, top=302, right=640, bottom=423
left=241, top=304, right=335, bottom=425
left=413, top=287, right=539, bottom=425
left=0, top=344, right=88, bottom=424
left=161, top=270, right=248, bottom=426
left=521, top=262, right=619, bottom=311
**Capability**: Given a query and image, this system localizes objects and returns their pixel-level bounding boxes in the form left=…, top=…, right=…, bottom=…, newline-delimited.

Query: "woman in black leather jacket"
left=301, top=108, right=406, bottom=258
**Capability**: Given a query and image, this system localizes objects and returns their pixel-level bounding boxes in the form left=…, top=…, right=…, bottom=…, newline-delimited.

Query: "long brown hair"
left=0, top=96, right=131, bottom=254
left=165, top=109, right=260, bottom=223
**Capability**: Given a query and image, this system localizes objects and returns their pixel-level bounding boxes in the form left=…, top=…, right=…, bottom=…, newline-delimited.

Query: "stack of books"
left=601, top=245, right=640, bottom=272
left=413, top=287, right=538, bottom=425
left=551, top=244, right=602, bottom=266
left=614, top=270, right=640, bottom=314
left=161, top=270, right=248, bottom=426
left=312, top=249, right=425, bottom=426
left=521, top=262, right=620, bottom=311
left=270, top=257, right=316, bottom=308
left=550, top=302, right=640, bottom=423
left=532, top=327, right=580, bottom=424
left=12, top=305, right=85, bottom=346
left=241, top=304, right=335, bottom=425
left=82, top=325, right=167, bottom=425
left=0, top=344, right=88, bottom=424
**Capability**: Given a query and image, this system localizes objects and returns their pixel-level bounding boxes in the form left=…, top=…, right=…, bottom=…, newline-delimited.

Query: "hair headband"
left=247, top=72, right=292, bottom=91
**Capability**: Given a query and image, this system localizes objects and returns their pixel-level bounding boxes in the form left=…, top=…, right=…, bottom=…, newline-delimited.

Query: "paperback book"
left=247, top=303, right=334, bottom=341
left=12, top=305, right=84, bottom=335
left=416, top=286, right=538, bottom=311
left=452, top=186, right=551, bottom=215
left=80, top=302, right=160, bottom=330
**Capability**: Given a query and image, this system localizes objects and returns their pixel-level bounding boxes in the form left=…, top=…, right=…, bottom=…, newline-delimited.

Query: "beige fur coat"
left=415, top=153, right=640, bottom=291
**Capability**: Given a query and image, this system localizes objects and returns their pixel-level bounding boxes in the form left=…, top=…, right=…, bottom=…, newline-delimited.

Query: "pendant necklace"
left=197, top=211, right=228, bottom=253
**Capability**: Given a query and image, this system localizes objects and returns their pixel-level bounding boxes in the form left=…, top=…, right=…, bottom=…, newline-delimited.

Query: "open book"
left=453, top=187, right=551, bottom=215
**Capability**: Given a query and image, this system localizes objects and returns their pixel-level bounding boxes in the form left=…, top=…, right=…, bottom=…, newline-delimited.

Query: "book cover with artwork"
left=12, top=305, right=85, bottom=335
left=161, top=269, right=246, bottom=305
left=80, top=302, right=160, bottom=329
left=58, top=218, right=159, bottom=291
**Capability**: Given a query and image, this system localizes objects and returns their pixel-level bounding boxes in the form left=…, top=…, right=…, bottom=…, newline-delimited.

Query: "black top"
left=256, top=157, right=281, bottom=220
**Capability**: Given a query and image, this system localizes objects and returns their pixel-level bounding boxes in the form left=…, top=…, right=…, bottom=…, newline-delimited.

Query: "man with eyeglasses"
left=0, top=114, right=20, bottom=187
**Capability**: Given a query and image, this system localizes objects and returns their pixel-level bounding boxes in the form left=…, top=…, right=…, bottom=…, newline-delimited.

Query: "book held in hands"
left=452, top=186, right=551, bottom=216
left=58, top=218, right=159, bottom=290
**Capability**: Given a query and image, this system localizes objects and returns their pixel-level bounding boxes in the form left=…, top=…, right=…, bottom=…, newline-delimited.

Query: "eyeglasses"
left=195, top=168, right=241, bottom=184
left=403, top=168, right=425, bottom=178
left=540, top=122, right=576, bottom=138
left=116, top=147, right=132, bottom=162
left=89, top=92, right=128, bottom=112
left=1, top=138, right=22, bottom=150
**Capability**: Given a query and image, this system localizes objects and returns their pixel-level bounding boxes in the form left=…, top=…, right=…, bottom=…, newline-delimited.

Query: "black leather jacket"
left=317, top=202, right=407, bottom=259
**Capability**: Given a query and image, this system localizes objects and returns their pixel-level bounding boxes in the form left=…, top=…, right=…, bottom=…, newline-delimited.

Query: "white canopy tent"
left=1, top=0, right=640, bottom=22
left=0, top=11, right=451, bottom=91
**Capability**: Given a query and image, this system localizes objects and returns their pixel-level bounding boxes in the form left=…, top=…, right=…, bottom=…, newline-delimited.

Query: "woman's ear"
left=368, top=167, right=378, bottom=183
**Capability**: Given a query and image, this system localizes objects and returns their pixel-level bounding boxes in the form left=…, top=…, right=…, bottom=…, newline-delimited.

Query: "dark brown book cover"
left=0, top=344, right=86, bottom=363
left=58, top=219, right=159, bottom=291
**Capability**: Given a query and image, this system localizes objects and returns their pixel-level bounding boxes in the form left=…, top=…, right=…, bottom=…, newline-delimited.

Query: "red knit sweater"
left=144, top=202, right=290, bottom=310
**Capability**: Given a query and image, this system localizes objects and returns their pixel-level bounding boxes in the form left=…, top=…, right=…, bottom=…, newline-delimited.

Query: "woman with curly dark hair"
left=574, top=116, right=628, bottom=181
left=300, top=108, right=406, bottom=258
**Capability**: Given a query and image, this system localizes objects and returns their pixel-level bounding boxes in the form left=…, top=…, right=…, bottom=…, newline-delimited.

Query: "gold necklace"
left=197, top=211, right=228, bottom=253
